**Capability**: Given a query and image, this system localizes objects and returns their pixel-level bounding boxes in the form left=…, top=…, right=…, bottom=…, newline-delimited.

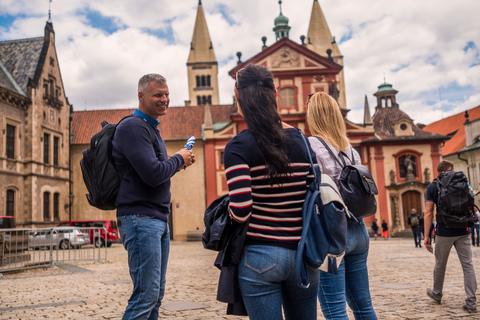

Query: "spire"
left=187, top=1, right=216, bottom=64
left=47, top=0, right=53, bottom=23
left=363, top=95, right=373, bottom=126
left=273, top=0, right=291, bottom=41
left=306, top=0, right=340, bottom=57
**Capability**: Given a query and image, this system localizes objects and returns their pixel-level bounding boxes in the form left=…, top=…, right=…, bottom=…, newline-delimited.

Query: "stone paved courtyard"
left=1, top=237, right=479, bottom=319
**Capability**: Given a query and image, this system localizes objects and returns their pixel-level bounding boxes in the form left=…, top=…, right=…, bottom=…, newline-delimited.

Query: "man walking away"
left=408, top=209, right=422, bottom=247
left=113, top=74, right=196, bottom=320
left=424, top=160, right=477, bottom=314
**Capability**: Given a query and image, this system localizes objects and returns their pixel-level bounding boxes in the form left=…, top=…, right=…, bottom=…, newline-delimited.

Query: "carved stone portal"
left=391, top=194, right=402, bottom=233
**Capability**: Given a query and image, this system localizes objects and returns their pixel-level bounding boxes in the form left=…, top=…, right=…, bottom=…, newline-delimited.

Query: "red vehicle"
left=0, top=216, right=15, bottom=229
left=57, top=220, right=119, bottom=247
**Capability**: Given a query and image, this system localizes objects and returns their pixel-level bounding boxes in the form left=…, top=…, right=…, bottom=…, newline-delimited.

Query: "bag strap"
left=314, top=136, right=345, bottom=168
left=300, top=130, right=318, bottom=183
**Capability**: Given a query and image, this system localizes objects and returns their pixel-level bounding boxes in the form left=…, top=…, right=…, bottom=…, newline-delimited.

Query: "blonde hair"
left=306, top=92, right=349, bottom=152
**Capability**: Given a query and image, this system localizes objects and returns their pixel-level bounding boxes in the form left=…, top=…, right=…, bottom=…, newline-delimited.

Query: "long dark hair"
left=236, top=64, right=291, bottom=184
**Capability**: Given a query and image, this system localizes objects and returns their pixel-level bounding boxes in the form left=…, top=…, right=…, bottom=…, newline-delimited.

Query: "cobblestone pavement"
left=1, top=237, right=479, bottom=319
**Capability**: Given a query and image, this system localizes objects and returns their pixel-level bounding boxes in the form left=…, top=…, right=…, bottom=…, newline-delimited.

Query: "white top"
left=308, top=136, right=362, bottom=189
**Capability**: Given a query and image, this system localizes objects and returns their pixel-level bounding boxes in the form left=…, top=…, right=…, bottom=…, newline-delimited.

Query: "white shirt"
left=308, top=136, right=362, bottom=189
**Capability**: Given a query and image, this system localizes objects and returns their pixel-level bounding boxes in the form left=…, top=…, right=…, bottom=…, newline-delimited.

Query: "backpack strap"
left=314, top=136, right=345, bottom=168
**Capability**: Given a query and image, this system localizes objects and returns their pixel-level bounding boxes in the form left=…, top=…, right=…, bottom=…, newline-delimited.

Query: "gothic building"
left=0, top=20, right=73, bottom=227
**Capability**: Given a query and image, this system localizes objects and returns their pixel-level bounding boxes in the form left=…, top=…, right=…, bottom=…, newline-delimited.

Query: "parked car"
left=28, top=227, right=89, bottom=250
left=57, top=220, right=119, bottom=247
left=0, top=216, right=15, bottom=229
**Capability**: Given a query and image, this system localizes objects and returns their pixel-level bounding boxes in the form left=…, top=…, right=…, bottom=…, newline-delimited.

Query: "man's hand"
left=176, top=149, right=195, bottom=169
left=424, top=235, right=433, bottom=253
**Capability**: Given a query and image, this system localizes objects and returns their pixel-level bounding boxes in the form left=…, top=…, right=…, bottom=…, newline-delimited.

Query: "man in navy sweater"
left=113, top=73, right=195, bottom=320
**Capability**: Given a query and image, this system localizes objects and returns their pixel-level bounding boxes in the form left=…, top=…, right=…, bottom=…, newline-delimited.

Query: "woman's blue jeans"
left=318, top=219, right=377, bottom=320
left=118, top=215, right=170, bottom=320
left=238, top=245, right=320, bottom=320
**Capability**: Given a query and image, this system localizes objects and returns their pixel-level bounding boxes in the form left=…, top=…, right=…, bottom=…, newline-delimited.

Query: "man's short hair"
left=437, top=160, right=454, bottom=173
left=138, top=74, right=167, bottom=93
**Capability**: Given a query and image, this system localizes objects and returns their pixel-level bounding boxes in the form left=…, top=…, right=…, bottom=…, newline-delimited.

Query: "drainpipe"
left=458, top=152, right=470, bottom=181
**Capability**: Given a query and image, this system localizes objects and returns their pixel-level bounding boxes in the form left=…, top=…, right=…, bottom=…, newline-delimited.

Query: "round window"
left=400, top=123, right=407, bottom=131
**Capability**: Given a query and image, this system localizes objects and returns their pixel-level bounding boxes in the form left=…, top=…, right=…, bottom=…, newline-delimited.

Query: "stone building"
left=0, top=20, right=73, bottom=227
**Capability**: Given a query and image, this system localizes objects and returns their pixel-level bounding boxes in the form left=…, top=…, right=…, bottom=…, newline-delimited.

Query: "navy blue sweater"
left=112, top=112, right=184, bottom=222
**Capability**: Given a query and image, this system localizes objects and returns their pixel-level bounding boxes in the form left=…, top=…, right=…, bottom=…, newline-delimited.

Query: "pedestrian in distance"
left=371, top=219, right=379, bottom=240
left=408, top=209, right=422, bottom=248
left=472, top=210, right=480, bottom=247
left=424, top=160, right=477, bottom=314
left=112, top=74, right=196, bottom=320
left=382, top=220, right=388, bottom=240
left=307, top=91, right=377, bottom=320
left=224, top=64, right=319, bottom=320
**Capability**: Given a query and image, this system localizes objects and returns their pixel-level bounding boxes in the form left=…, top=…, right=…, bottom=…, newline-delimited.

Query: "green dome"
left=377, top=82, right=395, bottom=93
left=274, top=12, right=289, bottom=26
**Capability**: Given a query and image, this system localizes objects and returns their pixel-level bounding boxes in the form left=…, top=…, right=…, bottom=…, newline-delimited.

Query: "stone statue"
left=424, top=168, right=431, bottom=184
left=404, top=154, right=415, bottom=181
left=272, top=47, right=300, bottom=68
left=390, top=169, right=396, bottom=185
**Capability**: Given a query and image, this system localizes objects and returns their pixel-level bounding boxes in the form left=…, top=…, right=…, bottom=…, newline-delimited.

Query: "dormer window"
left=400, top=123, right=407, bottom=131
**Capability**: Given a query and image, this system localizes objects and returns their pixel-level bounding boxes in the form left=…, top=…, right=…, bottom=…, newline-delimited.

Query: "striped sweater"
left=224, top=128, right=315, bottom=250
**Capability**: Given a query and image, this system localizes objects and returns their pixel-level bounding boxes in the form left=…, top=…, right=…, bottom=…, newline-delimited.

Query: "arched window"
left=206, top=75, right=211, bottom=87
left=6, top=124, right=15, bottom=159
left=201, top=75, right=206, bottom=87
left=196, top=76, right=200, bottom=87
left=381, top=97, right=386, bottom=108
left=6, top=189, right=15, bottom=216
left=202, top=96, right=207, bottom=105
left=207, top=95, right=212, bottom=104
left=54, top=193, right=60, bottom=221
left=280, top=88, right=295, bottom=107
left=197, top=96, right=202, bottom=105
left=44, top=192, right=50, bottom=221
left=387, top=97, right=392, bottom=107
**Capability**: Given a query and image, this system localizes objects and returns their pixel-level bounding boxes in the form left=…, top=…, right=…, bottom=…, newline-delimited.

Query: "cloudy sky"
left=0, top=0, right=479, bottom=125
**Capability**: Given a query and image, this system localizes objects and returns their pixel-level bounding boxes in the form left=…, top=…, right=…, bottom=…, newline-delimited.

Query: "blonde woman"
left=307, top=92, right=377, bottom=320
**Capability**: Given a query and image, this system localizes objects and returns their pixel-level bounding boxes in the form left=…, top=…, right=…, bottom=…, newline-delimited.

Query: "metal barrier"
left=0, top=227, right=108, bottom=275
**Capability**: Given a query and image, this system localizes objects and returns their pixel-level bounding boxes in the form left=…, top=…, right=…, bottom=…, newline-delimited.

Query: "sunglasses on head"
left=307, top=93, right=315, bottom=104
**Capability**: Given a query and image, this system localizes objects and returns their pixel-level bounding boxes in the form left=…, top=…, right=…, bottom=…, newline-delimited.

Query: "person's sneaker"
left=426, top=288, right=442, bottom=303
left=463, top=305, right=477, bottom=313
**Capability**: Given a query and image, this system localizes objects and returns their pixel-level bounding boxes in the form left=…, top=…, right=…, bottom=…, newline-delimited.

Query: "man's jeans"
left=412, top=227, right=422, bottom=247
left=472, top=224, right=480, bottom=246
left=118, top=215, right=170, bottom=320
left=432, top=235, right=477, bottom=309
left=318, top=219, right=377, bottom=320
left=238, top=245, right=319, bottom=320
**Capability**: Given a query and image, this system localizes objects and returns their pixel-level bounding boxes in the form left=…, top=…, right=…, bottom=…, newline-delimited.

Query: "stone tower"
left=306, top=0, right=346, bottom=109
left=186, top=0, right=219, bottom=106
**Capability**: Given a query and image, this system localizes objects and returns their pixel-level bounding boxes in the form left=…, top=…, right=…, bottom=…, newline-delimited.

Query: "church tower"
left=273, top=1, right=291, bottom=41
left=186, top=0, right=219, bottom=106
left=306, top=0, right=346, bottom=109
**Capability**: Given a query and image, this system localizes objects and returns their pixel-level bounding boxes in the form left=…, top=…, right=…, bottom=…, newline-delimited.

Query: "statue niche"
left=399, top=154, right=416, bottom=181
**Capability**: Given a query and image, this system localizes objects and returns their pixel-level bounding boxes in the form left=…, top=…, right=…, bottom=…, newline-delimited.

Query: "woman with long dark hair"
left=224, top=64, right=319, bottom=320
left=307, top=92, right=377, bottom=320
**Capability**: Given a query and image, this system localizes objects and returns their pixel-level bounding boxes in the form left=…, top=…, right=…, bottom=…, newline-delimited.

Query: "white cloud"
left=0, top=0, right=479, bottom=126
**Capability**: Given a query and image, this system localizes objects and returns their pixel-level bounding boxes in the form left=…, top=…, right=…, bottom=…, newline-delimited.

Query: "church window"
left=54, top=192, right=60, bottom=221
left=201, top=76, right=206, bottom=87
left=44, top=133, right=50, bottom=164
left=197, top=96, right=202, bottom=105
left=280, top=88, right=295, bottom=107
left=196, top=76, right=200, bottom=87
left=202, top=96, right=207, bottom=105
left=207, top=75, right=211, bottom=87
left=6, top=189, right=15, bottom=216
left=44, top=192, right=50, bottom=221
left=6, top=124, right=15, bottom=159
left=53, top=136, right=59, bottom=166
left=207, top=95, right=212, bottom=104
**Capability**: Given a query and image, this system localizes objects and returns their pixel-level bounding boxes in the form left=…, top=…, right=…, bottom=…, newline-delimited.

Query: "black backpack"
left=80, top=115, right=159, bottom=210
left=315, top=137, right=378, bottom=219
left=435, top=171, right=476, bottom=228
